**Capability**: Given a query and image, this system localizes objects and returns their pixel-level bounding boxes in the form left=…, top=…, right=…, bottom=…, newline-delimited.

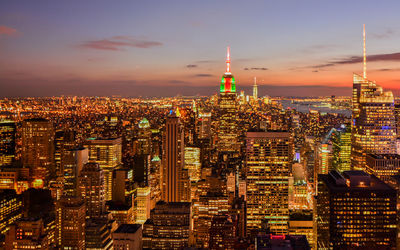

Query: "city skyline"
left=2, top=1, right=400, bottom=97
left=3, top=2, right=400, bottom=249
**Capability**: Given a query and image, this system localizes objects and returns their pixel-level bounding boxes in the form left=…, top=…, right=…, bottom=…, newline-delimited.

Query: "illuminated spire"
left=226, top=46, right=231, bottom=73
left=363, top=24, right=367, bottom=79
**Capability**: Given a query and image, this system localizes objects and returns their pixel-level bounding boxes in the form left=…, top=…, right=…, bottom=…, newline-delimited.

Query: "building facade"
left=84, top=137, right=122, bottom=201
left=245, top=131, right=292, bottom=234
left=316, top=170, right=397, bottom=249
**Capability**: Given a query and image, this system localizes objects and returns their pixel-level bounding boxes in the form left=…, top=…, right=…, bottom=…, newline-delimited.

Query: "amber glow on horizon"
left=1, top=1, right=400, bottom=96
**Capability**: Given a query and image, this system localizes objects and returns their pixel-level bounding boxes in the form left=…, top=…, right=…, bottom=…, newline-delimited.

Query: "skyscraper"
left=136, top=118, right=152, bottom=155
left=351, top=25, right=397, bottom=170
left=365, top=153, right=400, bottom=183
left=143, top=201, right=191, bottom=249
left=253, top=76, right=258, bottom=100
left=0, top=189, right=22, bottom=237
left=245, top=131, right=292, bottom=234
left=184, top=146, right=201, bottom=182
left=80, top=162, right=105, bottom=218
left=331, top=124, right=351, bottom=172
left=21, top=118, right=55, bottom=183
left=61, top=147, right=88, bottom=197
left=0, top=120, right=16, bottom=166
left=84, top=137, right=122, bottom=200
left=217, top=47, right=239, bottom=154
left=133, top=186, right=151, bottom=224
left=192, top=192, right=230, bottom=248
left=54, top=129, right=75, bottom=177
left=56, top=197, right=86, bottom=249
left=56, top=148, right=87, bottom=249
left=316, top=170, right=397, bottom=249
left=162, top=113, right=189, bottom=202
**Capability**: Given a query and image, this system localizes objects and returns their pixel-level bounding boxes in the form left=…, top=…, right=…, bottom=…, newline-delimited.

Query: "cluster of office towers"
left=0, top=27, right=400, bottom=249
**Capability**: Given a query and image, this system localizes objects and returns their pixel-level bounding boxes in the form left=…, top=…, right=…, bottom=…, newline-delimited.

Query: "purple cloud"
left=79, top=36, right=162, bottom=51
left=194, top=74, right=213, bottom=77
left=244, top=67, right=268, bottom=71
left=311, top=52, right=400, bottom=69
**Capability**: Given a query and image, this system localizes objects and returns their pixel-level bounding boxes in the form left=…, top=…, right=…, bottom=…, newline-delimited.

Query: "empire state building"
left=216, top=47, right=239, bottom=154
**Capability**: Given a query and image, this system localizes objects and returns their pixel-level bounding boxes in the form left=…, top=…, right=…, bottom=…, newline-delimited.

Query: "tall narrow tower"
left=253, top=77, right=258, bottom=100
left=217, top=47, right=239, bottom=154
left=162, top=112, right=189, bottom=202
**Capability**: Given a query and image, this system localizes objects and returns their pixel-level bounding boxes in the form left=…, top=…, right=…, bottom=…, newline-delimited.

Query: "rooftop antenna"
left=226, top=46, right=231, bottom=74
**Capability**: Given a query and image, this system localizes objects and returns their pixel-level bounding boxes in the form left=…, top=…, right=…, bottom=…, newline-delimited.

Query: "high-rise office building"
left=162, top=113, right=189, bottom=202
left=143, top=201, right=191, bottom=249
left=56, top=147, right=87, bottom=249
left=21, top=118, right=55, bottom=183
left=149, top=156, right=161, bottom=209
left=61, top=147, right=88, bottom=197
left=217, top=47, right=239, bottom=154
left=208, top=215, right=238, bottom=249
left=315, top=142, right=331, bottom=176
left=0, top=120, right=16, bottom=166
left=85, top=137, right=122, bottom=200
left=192, top=192, right=230, bottom=248
left=316, top=170, right=397, bottom=249
left=331, top=124, right=351, bottom=172
left=308, top=110, right=321, bottom=139
left=184, top=146, right=201, bottom=182
left=80, top=162, right=106, bottom=218
left=54, top=129, right=75, bottom=177
left=196, top=112, right=212, bottom=139
left=56, top=197, right=86, bottom=249
left=133, top=186, right=151, bottom=224
left=365, top=153, right=400, bottom=183
left=245, top=131, right=292, bottom=234
left=136, top=118, right=152, bottom=155
left=351, top=25, right=397, bottom=170
left=0, top=189, right=22, bottom=237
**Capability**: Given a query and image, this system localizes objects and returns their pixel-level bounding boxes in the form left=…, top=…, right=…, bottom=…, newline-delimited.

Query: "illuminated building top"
left=220, top=46, right=236, bottom=93
left=138, top=117, right=150, bottom=128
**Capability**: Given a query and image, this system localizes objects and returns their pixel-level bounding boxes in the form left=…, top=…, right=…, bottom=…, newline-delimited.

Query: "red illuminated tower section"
left=217, top=47, right=239, bottom=155
left=220, top=46, right=236, bottom=93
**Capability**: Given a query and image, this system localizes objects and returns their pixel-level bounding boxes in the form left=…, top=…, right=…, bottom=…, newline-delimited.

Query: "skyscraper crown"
left=220, top=46, right=236, bottom=93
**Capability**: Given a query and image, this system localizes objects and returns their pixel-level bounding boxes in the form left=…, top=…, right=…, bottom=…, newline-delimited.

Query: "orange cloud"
left=0, top=25, right=18, bottom=36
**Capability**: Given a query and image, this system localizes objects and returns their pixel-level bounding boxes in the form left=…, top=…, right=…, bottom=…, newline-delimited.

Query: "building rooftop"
left=114, top=224, right=141, bottom=234
left=367, top=153, right=400, bottom=160
left=322, top=170, right=395, bottom=192
left=256, top=234, right=310, bottom=250
left=23, top=118, right=49, bottom=122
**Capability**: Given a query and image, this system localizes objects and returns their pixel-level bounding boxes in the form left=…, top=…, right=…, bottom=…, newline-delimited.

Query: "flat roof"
left=114, top=224, right=141, bottom=234
left=320, top=172, right=395, bottom=193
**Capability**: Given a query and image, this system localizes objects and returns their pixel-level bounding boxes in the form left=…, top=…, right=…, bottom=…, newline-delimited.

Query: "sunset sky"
left=1, top=0, right=400, bottom=97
